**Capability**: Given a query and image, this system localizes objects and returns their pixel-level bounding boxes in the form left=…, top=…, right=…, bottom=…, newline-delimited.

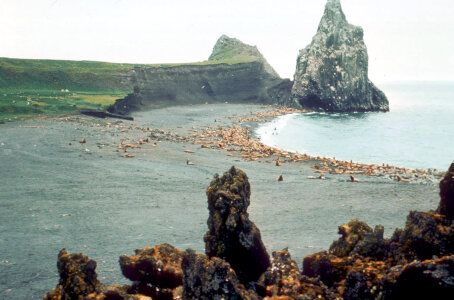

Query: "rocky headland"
left=44, top=162, right=454, bottom=299
left=109, top=0, right=390, bottom=116
left=108, top=36, right=292, bottom=115
left=290, top=0, right=389, bottom=112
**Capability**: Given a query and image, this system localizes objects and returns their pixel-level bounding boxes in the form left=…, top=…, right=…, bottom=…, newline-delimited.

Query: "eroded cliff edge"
left=108, top=36, right=292, bottom=115
left=289, top=0, right=389, bottom=112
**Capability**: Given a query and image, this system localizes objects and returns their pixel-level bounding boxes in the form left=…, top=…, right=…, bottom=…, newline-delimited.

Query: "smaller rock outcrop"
left=259, top=248, right=301, bottom=297
left=290, top=0, right=389, bottom=112
left=204, top=166, right=271, bottom=284
left=181, top=249, right=253, bottom=300
left=391, top=210, right=454, bottom=262
left=381, top=256, right=454, bottom=299
left=259, top=248, right=337, bottom=299
left=44, top=249, right=151, bottom=300
left=44, top=249, right=101, bottom=300
left=119, top=244, right=184, bottom=289
left=329, top=218, right=373, bottom=257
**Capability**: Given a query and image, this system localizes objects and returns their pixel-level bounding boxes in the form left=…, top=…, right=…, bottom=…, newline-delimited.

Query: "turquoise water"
left=256, top=82, right=454, bottom=170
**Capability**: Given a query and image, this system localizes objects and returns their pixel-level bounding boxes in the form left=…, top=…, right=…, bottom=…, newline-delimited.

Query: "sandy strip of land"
left=0, top=104, right=441, bottom=299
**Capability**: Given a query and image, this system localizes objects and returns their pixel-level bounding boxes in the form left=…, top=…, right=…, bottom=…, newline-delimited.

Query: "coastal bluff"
left=108, top=36, right=292, bottom=115
left=290, top=0, right=389, bottom=112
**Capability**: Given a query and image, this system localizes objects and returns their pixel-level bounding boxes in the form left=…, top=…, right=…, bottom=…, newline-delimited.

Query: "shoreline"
left=0, top=103, right=441, bottom=299
left=190, top=106, right=445, bottom=184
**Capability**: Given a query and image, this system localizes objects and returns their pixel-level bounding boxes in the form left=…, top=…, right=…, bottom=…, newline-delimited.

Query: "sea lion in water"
left=350, top=175, right=359, bottom=182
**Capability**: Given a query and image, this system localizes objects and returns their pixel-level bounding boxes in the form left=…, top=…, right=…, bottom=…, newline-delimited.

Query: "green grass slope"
left=0, top=57, right=254, bottom=122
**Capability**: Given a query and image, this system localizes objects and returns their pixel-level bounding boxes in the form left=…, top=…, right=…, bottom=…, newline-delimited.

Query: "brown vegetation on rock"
left=44, top=249, right=101, bottom=300
left=329, top=219, right=373, bottom=257
left=259, top=248, right=338, bottom=299
left=119, top=244, right=184, bottom=289
left=181, top=249, right=254, bottom=300
left=300, top=163, right=454, bottom=298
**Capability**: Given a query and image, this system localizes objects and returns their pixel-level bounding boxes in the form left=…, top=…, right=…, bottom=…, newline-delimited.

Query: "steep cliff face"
left=290, top=0, right=389, bottom=112
left=108, top=36, right=292, bottom=115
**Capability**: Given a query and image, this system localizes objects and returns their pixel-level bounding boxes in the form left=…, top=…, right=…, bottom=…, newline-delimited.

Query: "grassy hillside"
left=0, top=57, right=254, bottom=122
left=0, top=57, right=137, bottom=91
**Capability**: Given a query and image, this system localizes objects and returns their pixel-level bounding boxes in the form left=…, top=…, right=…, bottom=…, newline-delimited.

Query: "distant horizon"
left=2, top=0, right=453, bottom=82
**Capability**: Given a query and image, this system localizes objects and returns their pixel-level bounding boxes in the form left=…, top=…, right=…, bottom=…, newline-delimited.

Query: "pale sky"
left=1, top=0, right=453, bottom=82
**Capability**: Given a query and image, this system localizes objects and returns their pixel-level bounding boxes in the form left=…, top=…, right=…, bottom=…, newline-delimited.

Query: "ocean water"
left=256, top=82, right=454, bottom=170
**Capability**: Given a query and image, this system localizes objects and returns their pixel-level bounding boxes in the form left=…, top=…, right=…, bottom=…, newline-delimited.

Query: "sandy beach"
left=0, top=104, right=441, bottom=299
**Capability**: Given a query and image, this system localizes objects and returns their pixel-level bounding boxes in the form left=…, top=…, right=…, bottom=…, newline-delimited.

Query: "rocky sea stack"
left=291, top=0, right=389, bottom=112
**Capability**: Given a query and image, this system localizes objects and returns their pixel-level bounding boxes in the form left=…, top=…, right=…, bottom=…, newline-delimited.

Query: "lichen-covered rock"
left=259, top=248, right=301, bottom=297
left=437, top=162, right=454, bottom=219
left=391, top=211, right=454, bottom=262
left=343, top=270, right=377, bottom=300
left=380, top=256, right=454, bottom=300
left=119, top=243, right=184, bottom=289
left=44, top=250, right=151, bottom=300
left=44, top=249, right=101, bottom=300
left=260, top=249, right=338, bottom=299
left=329, top=218, right=373, bottom=257
left=87, top=285, right=152, bottom=300
left=204, top=166, right=270, bottom=283
left=351, top=225, right=388, bottom=260
left=290, top=0, right=389, bottom=112
left=181, top=249, right=255, bottom=300
left=125, top=282, right=176, bottom=300
left=302, top=252, right=388, bottom=297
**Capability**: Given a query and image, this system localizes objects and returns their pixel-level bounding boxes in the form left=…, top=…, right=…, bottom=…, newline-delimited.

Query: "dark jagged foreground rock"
left=119, top=244, right=183, bottom=289
left=258, top=248, right=338, bottom=299
left=119, top=244, right=184, bottom=299
left=44, top=249, right=151, bottom=300
left=181, top=249, right=253, bottom=299
left=437, top=162, right=454, bottom=219
left=381, top=256, right=454, bottom=299
left=301, top=163, right=454, bottom=299
left=290, top=0, right=389, bottom=112
left=204, top=166, right=271, bottom=283
left=329, top=218, right=373, bottom=257
left=44, top=163, right=454, bottom=299
left=44, top=249, right=100, bottom=300
left=108, top=36, right=291, bottom=115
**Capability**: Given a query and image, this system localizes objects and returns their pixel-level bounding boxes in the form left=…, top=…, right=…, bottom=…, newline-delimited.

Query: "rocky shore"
left=0, top=104, right=441, bottom=299
left=83, top=105, right=444, bottom=184
left=44, top=163, right=454, bottom=299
